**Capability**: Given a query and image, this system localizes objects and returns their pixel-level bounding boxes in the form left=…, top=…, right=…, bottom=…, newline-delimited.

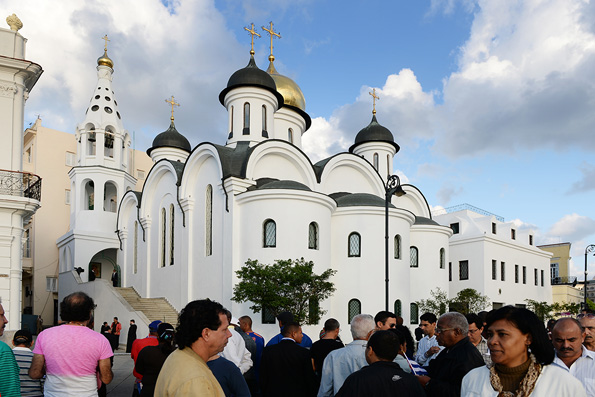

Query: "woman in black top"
left=135, top=322, right=175, bottom=397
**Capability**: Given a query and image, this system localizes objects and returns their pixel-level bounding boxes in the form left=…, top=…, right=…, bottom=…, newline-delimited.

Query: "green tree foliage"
left=232, top=258, right=336, bottom=325
left=525, top=299, right=552, bottom=322
left=450, top=288, right=490, bottom=315
left=551, top=301, right=581, bottom=316
left=416, top=288, right=450, bottom=316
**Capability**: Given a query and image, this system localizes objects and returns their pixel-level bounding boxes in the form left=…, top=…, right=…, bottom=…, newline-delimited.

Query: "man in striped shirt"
left=12, top=329, right=43, bottom=396
left=0, top=301, right=21, bottom=397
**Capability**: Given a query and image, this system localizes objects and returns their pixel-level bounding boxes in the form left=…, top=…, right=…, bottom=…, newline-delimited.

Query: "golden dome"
left=97, top=50, right=114, bottom=69
left=266, top=61, right=306, bottom=111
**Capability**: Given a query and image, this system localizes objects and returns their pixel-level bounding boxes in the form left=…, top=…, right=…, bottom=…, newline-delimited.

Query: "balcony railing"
left=551, top=276, right=577, bottom=285
left=0, top=169, right=42, bottom=201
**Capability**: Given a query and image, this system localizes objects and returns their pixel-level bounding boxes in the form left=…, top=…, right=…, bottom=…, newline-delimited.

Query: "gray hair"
left=439, top=312, right=469, bottom=334
left=350, top=314, right=375, bottom=340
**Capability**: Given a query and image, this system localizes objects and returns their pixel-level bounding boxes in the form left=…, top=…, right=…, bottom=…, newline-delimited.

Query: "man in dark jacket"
left=260, top=322, right=316, bottom=397
left=417, top=312, right=485, bottom=396
left=336, top=330, right=424, bottom=396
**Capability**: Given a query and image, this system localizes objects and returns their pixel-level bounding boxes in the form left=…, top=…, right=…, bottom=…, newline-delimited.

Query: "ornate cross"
left=369, top=88, right=380, bottom=115
left=262, top=21, right=281, bottom=61
left=165, top=95, right=180, bottom=121
left=244, top=23, right=261, bottom=55
left=102, top=34, right=110, bottom=52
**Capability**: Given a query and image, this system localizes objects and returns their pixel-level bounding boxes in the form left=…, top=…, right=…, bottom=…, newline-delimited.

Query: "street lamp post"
left=585, top=244, right=595, bottom=310
left=385, top=174, right=405, bottom=311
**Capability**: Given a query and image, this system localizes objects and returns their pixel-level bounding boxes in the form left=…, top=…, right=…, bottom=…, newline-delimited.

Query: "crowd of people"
left=1, top=293, right=594, bottom=396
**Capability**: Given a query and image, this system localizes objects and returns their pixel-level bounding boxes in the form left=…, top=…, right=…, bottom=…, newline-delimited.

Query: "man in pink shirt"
left=29, top=292, right=113, bottom=396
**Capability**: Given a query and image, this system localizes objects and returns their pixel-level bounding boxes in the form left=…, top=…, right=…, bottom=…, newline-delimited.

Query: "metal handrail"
left=0, top=169, right=42, bottom=201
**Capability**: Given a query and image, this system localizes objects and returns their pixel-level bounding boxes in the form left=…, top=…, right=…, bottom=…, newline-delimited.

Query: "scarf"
left=489, top=354, right=541, bottom=397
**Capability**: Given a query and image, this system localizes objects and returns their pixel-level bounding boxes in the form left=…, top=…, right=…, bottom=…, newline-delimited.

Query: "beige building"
left=538, top=242, right=583, bottom=307
left=22, top=118, right=152, bottom=326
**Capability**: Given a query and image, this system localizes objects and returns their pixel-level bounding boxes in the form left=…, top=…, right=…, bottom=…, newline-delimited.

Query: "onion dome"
left=349, top=115, right=400, bottom=153
left=97, top=50, right=114, bottom=69
left=219, top=54, right=284, bottom=106
left=147, top=120, right=191, bottom=156
left=266, top=61, right=305, bottom=111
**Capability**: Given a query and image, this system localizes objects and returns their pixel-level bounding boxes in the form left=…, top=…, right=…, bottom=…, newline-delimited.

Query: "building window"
left=288, top=128, right=293, bottom=143
left=387, top=154, right=390, bottom=177
left=348, top=232, right=361, bottom=257
left=229, top=105, right=234, bottom=137
left=66, top=151, right=76, bottom=166
left=492, top=222, right=497, bottom=234
left=522, top=266, right=527, bottom=284
left=46, top=277, right=58, bottom=292
left=394, top=235, right=401, bottom=259
left=160, top=208, right=166, bottom=267
left=105, top=130, right=115, bottom=158
left=410, top=303, right=419, bottom=324
left=394, top=300, right=402, bottom=317
left=449, top=262, right=452, bottom=281
left=534, top=268, right=538, bottom=286
left=551, top=263, right=559, bottom=281
left=262, top=306, right=276, bottom=324
left=373, top=153, right=379, bottom=170
left=308, top=298, right=319, bottom=324
left=85, top=181, right=94, bottom=210
left=492, top=260, right=497, bottom=280
left=501, top=262, right=505, bottom=281
left=23, top=229, right=31, bottom=258
left=450, top=223, right=459, bottom=234
left=511, top=229, right=516, bottom=240
left=243, top=102, right=250, bottom=134
left=169, top=204, right=175, bottom=266
left=529, top=235, right=533, bottom=245
left=65, top=189, right=71, bottom=205
left=515, top=265, right=519, bottom=283
left=410, top=246, right=418, bottom=268
left=137, top=170, right=145, bottom=180
left=133, top=221, right=138, bottom=274
left=308, top=222, right=318, bottom=250
left=459, top=260, right=469, bottom=280
left=440, top=248, right=445, bottom=269
left=205, top=185, right=213, bottom=256
left=262, top=105, right=267, bottom=135
left=26, top=148, right=32, bottom=163
left=88, top=132, right=96, bottom=155
left=541, top=270, right=544, bottom=286
left=263, top=219, right=276, bottom=248
left=348, top=299, right=361, bottom=324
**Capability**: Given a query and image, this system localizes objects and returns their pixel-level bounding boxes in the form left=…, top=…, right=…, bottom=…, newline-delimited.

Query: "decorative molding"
left=0, top=82, right=17, bottom=98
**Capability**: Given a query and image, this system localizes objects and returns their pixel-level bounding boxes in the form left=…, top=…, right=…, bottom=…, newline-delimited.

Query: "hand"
left=416, top=375, right=431, bottom=387
left=428, top=346, right=440, bottom=355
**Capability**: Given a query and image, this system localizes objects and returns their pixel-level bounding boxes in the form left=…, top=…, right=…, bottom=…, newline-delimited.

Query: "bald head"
left=552, top=318, right=585, bottom=367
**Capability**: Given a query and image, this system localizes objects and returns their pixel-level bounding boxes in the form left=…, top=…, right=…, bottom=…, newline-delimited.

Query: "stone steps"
left=116, top=287, right=178, bottom=325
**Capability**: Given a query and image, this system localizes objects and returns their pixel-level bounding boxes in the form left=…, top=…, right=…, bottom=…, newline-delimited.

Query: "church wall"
left=318, top=157, right=384, bottom=197
left=271, top=107, right=306, bottom=147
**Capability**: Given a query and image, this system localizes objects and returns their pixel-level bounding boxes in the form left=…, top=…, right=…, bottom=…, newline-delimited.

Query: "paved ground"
left=107, top=350, right=135, bottom=396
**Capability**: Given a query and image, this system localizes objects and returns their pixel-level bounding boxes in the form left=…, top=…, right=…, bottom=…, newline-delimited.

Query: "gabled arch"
left=116, top=190, right=141, bottom=234
left=397, top=184, right=432, bottom=218
left=316, top=153, right=385, bottom=197
left=179, top=143, right=224, bottom=199
left=139, top=160, right=180, bottom=219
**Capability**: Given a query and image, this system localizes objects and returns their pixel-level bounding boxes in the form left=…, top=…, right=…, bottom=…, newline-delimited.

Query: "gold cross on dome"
left=262, top=21, right=281, bottom=61
left=369, top=88, right=380, bottom=115
left=165, top=95, right=180, bottom=121
left=244, top=23, right=261, bottom=55
left=102, top=34, right=110, bottom=52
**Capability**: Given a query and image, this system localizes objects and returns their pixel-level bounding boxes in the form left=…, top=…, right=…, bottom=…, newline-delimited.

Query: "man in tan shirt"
left=155, top=299, right=232, bottom=396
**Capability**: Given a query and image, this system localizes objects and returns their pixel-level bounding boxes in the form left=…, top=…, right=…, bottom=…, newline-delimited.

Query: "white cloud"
left=545, top=213, right=595, bottom=243
left=569, top=162, right=595, bottom=193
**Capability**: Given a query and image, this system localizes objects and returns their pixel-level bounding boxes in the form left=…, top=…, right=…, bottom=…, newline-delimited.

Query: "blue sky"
left=4, top=0, right=595, bottom=278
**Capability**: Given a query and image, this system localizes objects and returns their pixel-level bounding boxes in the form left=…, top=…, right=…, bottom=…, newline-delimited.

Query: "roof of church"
left=414, top=216, right=439, bottom=226
left=147, top=121, right=191, bottom=156
left=349, top=115, right=400, bottom=153
left=247, top=178, right=312, bottom=192
left=330, top=192, right=395, bottom=208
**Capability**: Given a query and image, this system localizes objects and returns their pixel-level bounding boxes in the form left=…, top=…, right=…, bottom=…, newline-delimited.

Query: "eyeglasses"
left=468, top=328, right=481, bottom=334
left=578, top=313, right=595, bottom=319
left=435, top=327, right=455, bottom=334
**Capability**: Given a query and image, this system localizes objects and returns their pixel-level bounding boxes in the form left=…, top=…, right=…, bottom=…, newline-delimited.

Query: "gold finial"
left=165, top=95, right=180, bottom=121
left=102, top=34, right=110, bottom=52
left=244, top=23, right=261, bottom=55
left=369, top=88, right=380, bottom=115
left=6, top=14, right=22, bottom=31
left=262, top=21, right=281, bottom=62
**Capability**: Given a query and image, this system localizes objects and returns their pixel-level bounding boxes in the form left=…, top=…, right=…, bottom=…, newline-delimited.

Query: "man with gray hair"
left=416, top=312, right=484, bottom=397
left=317, top=314, right=376, bottom=396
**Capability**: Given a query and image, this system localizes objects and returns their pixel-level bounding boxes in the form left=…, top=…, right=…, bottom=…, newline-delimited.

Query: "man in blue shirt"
left=266, top=312, right=312, bottom=348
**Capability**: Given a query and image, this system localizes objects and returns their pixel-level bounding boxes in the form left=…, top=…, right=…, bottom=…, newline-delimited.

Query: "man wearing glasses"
left=465, top=313, right=492, bottom=366
left=578, top=311, right=595, bottom=352
left=374, top=311, right=397, bottom=330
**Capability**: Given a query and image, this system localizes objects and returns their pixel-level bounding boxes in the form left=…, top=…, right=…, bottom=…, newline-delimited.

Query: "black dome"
left=349, top=115, right=400, bottom=153
left=219, top=55, right=284, bottom=106
left=147, top=121, right=191, bottom=156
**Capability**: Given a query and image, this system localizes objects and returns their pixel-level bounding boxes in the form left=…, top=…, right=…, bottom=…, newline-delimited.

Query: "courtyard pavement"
left=107, top=350, right=135, bottom=396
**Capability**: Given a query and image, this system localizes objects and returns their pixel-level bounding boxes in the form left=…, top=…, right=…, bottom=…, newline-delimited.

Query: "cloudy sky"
left=4, top=0, right=595, bottom=278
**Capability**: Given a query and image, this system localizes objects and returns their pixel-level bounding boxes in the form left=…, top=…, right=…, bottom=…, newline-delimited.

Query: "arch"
left=104, top=181, right=118, bottom=212
left=348, top=299, right=361, bottom=324
left=394, top=299, right=402, bottom=317
left=348, top=232, right=361, bottom=257
left=394, top=234, right=401, bottom=259
left=288, top=128, right=293, bottom=143
left=263, top=219, right=276, bottom=248
left=440, top=248, right=445, bottom=269
left=84, top=180, right=95, bottom=210
left=243, top=102, right=250, bottom=135
left=205, top=184, right=213, bottom=256
left=169, top=203, right=175, bottom=266
left=410, top=246, right=418, bottom=267
left=398, top=184, right=433, bottom=218
left=410, top=303, right=419, bottom=324
left=317, top=153, right=385, bottom=197
left=373, top=153, right=379, bottom=170
left=140, top=160, right=181, bottom=217
left=179, top=144, right=224, bottom=200
left=308, top=222, right=319, bottom=250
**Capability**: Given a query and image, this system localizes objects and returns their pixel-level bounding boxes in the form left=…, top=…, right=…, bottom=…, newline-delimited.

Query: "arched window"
left=440, top=248, right=445, bottom=269
left=263, top=219, right=276, bottom=248
left=288, top=128, right=293, bottom=143
left=262, top=105, right=267, bottom=134
left=88, top=130, right=96, bottom=155
left=394, top=299, right=402, bottom=317
left=85, top=181, right=95, bottom=210
left=348, top=299, right=361, bottom=324
left=229, top=106, right=234, bottom=138
left=348, top=232, right=361, bottom=257
left=160, top=208, right=166, bottom=267
left=373, top=153, right=379, bottom=170
left=387, top=154, right=390, bottom=177
left=103, top=182, right=117, bottom=212
left=243, top=102, right=250, bottom=134
left=104, top=128, right=115, bottom=158
left=133, top=221, right=138, bottom=274
left=410, top=246, right=418, bottom=268
left=308, top=222, right=319, bottom=250
left=169, top=204, right=175, bottom=266
left=205, top=185, right=213, bottom=256
left=394, top=235, right=401, bottom=259
left=410, top=303, right=419, bottom=324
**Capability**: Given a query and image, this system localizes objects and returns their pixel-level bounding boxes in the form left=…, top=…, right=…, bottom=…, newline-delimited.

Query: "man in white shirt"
left=414, top=312, right=443, bottom=367
left=579, top=312, right=595, bottom=352
left=552, top=318, right=595, bottom=396
left=220, top=310, right=252, bottom=374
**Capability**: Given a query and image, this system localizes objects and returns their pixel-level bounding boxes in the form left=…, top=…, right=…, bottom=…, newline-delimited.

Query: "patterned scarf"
left=489, top=354, right=542, bottom=397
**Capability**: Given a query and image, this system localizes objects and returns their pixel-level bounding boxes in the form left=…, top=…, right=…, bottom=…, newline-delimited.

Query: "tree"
left=416, top=288, right=450, bottom=316
left=450, top=288, right=490, bottom=315
left=232, top=258, right=336, bottom=325
left=525, top=299, right=552, bottom=322
left=551, top=301, right=581, bottom=316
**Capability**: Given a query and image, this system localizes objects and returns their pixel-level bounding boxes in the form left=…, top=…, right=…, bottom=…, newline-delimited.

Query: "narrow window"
left=133, top=221, right=138, bottom=274
left=348, top=299, right=361, bottom=324
left=410, top=303, right=419, bottom=324
left=288, top=128, right=293, bottom=143
left=450, top=222, right=460, bottom=234
left=501, top=262, right=505, bottom=281
left=105, top=131, right=114, bottom=158
left=65, top=189, right=71, bottom=205
left=206, top=185, right=213, bottom=256
left=373, top=153, right=379, bottom=170
left=515, top=265, right=519, bottom=283
left=541, top=270, right=544, bottom=287
left=410, top=246, right=418, bottom=268
left=394, top=300, right=402, bottom=317
left=308, top=298, right=319, bottom=324
left=440, top=248, right=445, bottom=269
left=492, top=222, right=497, bottom=234
left=394, top=235, right=401, bottom=259
left=262, top=105, right=267, bottom=136
left=459, top=260, right=469, bottom=280
left=243, top=102, right=250, bottom=135
left=387, top=154, right=390, bottom=177
left=492, top=260, right=497, bottom=280
left=169, top=204, right=175, bottom=266
left=348, top=233, right=361, bottom=257
left=262, top=306, right=276, bottom=324
left=551, top=263, right=559, bottom=281
left=88, top=132, right=96, bottom=155
left=263, top=219, right=276, bottom=248
left=449, top=262, right=452, bottom=281
left=65, top=151, right=76, bottom=166
left=511, top=229, right=516, bottom=240
left=85, top=181, right=95, bottom=210
left=522, top=266, right=527, bottom=284
left=229, top=105, right=234, bottom=137
left=529, top=235, right=533, bottom=245
left=160, top=208, right=166, bottom=267
left=534, top=268, right=538, bottom=286
left=308, top=222, right=318, bottom=250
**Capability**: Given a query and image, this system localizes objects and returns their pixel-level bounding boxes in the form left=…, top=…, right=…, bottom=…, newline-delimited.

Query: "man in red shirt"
left=131, top=320, right=161, bottom=395
left=111, top=317, right=122, bottom=350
